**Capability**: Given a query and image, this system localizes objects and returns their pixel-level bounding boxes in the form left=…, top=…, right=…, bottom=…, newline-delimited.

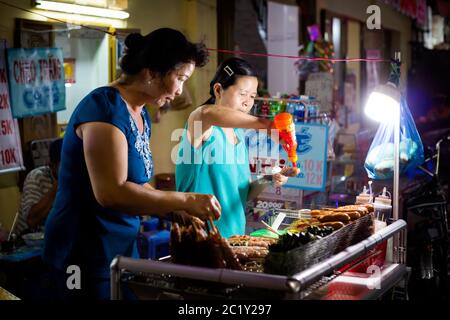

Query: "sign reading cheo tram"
left=7, top=47, right=66, bottom=118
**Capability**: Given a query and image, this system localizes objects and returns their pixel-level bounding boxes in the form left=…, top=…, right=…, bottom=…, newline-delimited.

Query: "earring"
left=147, top=80, right=152, bottom=85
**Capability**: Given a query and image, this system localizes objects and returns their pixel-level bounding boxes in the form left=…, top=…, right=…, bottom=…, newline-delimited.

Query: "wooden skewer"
left=7, top=211, right=19, bottom=241
left=191, top=220, right=207, bottom=241
left=208, top=216, right=218, bottom=235
left=261, top=220, right=281, bottom=236
left=191, top=219, right=200, bottom=233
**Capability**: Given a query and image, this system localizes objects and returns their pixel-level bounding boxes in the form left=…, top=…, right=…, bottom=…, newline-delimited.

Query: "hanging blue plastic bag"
left=364, top=95, right=424, bottom=180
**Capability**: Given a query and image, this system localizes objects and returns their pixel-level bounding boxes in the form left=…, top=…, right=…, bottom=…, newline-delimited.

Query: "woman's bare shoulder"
left=188, top=105, right=210, bottom=122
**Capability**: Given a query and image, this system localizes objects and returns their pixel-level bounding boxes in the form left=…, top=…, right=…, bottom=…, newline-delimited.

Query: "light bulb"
left=34, top=0, right=130, bottom=20
left=364, top=83, right=400, bottom=123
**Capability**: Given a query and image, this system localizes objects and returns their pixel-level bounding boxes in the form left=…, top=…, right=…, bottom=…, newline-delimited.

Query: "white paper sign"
left=0, top=40, right=24, bottom=174
left=305, top=72, right=333, bottom=112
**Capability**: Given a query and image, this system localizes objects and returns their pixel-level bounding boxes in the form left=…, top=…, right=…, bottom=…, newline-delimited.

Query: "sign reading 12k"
left=7, top=47, right=66, bottom=118
left=247, top=122, right=328, bottom=191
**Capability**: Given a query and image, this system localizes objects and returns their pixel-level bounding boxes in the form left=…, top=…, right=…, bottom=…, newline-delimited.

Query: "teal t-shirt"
left=175, top=126, right=250, bottom=238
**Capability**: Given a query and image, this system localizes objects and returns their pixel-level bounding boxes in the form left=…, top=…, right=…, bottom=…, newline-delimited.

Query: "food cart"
left=110, top=94, right=411, bottom=301
left=110, top=218, right=407, bottom=300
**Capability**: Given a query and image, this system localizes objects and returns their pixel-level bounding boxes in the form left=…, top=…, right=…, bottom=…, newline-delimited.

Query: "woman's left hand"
left=172, top=210, right=205, bottom=228
left=272, top=167, right=301, bottom=187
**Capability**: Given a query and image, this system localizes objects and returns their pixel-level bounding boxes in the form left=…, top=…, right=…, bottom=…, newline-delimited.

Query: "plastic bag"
left=326, top=117, right=338, bottom=160
left=364, top=95, right=424, bottom=180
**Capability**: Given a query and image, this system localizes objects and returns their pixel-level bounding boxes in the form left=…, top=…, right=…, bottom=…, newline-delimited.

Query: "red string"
left=207, top=48, right=389, bottom=63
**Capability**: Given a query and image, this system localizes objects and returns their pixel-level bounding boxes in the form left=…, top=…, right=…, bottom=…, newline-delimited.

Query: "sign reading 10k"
left=7, top=47, right=66, bottom=118
left=247, top=122, right=328, bottom=191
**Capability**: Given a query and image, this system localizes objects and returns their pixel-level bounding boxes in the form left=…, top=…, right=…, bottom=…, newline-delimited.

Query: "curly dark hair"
left=119, top=28, right=209, bottom=76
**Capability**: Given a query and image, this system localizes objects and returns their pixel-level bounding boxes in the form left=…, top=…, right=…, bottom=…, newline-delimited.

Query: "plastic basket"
left=264, top=213, right=375, bottom=276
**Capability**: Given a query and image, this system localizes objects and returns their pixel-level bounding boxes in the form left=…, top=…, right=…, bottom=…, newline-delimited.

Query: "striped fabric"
left=14, top=166, right=54, bottom=235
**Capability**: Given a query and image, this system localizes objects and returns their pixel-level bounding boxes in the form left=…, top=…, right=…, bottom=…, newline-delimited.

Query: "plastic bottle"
left=260, top=100, right=270, bottom=117
left=373, top=188, right=393, bottom=221
left=280, top=99, right=288, bottom=113
left=374, top=187, right=393, bottom=263
left=286, top=96, right=304, bottom=122
left=273, top=112, right=298, bottom=167
left=306, top=97, right=318, bottom=123
left=374, top=187, right=392, bottom=207
left=355, top=185, right=372, bottom=204
left=269, top=100, right=281, bottom=119
left=286, top=100, right=296, bottom=115
left=294, top=101, right=305, bottom=122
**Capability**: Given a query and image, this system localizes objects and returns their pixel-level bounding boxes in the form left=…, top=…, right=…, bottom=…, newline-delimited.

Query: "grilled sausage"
left=318, top=213, right=351, bottom=222
left=318, top=221, right=345, bottom=230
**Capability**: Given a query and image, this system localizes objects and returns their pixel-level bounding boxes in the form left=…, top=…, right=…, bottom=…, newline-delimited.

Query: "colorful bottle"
left=280, top=94, right=289, bottom=113
left=294, top=101, right=306, bottom=122
left=260, top=100, right=270, bottom=117
left=287, top=101, right=305, bottom=122
left=286, top=98, right=296, bottom=115
left=306, top=97, right=318, bottom=123
left=269, top=100, right=281, bottom=119
left=273, top=112, right=298, bottom=167
left=280, top=100, right=287, bottom=113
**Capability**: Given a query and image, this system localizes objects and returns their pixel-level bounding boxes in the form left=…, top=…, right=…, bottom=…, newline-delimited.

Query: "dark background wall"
left=234, top=0, right=268, bottom=86
left=408, top=49, right=450, bottom=123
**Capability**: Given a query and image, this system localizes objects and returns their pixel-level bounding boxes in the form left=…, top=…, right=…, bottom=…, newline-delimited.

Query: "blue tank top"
left=175, top=126, right=250, bottom=238
left=43, top=86, right=153, bottom=277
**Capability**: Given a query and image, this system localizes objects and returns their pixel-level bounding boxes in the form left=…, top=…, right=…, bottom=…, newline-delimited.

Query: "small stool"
left=139, top=230, right=170, bottom=260
left=141, top=217, right=159, bottom=232
left=142, top=217, right=171, bottom=232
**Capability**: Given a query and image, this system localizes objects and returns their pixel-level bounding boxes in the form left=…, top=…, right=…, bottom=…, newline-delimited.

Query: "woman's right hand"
left=184, top=193, right=222, bottom=220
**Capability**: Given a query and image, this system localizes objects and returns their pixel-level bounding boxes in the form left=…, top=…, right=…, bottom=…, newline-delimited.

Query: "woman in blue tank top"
left=176, top=58, right=299, bottom=238
left=43, top=28, right=222, bottom=300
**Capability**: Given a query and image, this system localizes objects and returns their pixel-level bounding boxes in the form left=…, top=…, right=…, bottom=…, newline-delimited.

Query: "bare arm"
left=201, top=105, right=272, bottom=130
left=26, top=183, right=57, bottom=228
left=247, top=167, right=300, bottom=201
left=142, top=182, right=205, bottom=227
left=79, top=122, right=221, bottom=220
left=143, top=183, right=154, bottom=190
left=187, top=105, right=272, bottom=148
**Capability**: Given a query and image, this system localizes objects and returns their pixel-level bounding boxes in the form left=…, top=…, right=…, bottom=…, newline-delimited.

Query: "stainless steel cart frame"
left=110, top=219, right=407, bottom=300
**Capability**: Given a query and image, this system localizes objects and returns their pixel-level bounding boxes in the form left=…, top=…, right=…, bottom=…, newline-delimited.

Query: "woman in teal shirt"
left=176, top=58, right=298, bottom=238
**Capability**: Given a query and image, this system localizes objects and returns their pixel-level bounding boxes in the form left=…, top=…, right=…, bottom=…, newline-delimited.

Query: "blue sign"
left=286, top=123, right=328, bottom=190
left=247, top=122, right=328, bottom=191
left=7, top=48, right=65, bottom=118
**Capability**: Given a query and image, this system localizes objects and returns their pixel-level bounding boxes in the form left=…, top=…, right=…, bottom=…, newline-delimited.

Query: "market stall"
left=110, top=219, right=407, bottom=300
left=109, top=81, right=413, bottom=300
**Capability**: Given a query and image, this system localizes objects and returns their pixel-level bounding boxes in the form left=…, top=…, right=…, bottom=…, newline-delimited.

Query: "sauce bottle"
left=274, top=112, right=298, bottom=167
left=356, top=185, right=372, bottom=205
